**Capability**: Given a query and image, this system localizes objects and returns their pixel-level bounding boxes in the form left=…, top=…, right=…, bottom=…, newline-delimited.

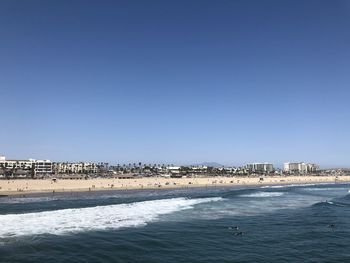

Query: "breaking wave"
left=303, top=187, right=348, bottom=191
left=0, top=197, right=222, bottom=238
left=260, top=185, right=287, bottom=189
left=240, top=192, right=284, bottom=198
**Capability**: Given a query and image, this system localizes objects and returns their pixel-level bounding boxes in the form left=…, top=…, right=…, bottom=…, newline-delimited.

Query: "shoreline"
left=0, top=175, right=349, bottom=197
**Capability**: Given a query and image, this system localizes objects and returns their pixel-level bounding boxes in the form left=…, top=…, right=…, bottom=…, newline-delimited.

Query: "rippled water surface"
left=1, top=183, right=350, bottom=262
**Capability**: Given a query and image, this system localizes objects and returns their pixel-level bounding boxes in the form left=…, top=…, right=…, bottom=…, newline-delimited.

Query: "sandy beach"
left=0, top=175, right=349, bottom=196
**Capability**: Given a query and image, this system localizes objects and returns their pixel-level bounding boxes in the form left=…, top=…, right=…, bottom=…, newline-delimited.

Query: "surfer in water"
left=235, top=231, right=245, bottom=236
left=228, top=226, right=246, bottom=236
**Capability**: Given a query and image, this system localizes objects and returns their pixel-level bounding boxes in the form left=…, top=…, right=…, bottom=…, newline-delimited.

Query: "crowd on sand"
left=0, top=175, right=349, bottom=196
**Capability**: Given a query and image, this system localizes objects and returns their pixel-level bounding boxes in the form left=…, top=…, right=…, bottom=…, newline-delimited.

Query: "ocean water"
left=1, top=183, right=350, bottom=262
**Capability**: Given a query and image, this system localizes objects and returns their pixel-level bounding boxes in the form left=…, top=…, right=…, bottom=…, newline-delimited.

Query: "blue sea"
left=1, top=183, right=350, bottom=263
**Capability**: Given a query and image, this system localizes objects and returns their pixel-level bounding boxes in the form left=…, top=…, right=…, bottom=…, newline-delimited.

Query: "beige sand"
left=0, top=175, right=349, bottom=196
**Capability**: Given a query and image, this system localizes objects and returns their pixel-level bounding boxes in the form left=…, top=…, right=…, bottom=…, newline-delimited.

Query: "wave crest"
left=240, top=192, right=284, bottom=198
left=0, top=197, right=222, bottom=237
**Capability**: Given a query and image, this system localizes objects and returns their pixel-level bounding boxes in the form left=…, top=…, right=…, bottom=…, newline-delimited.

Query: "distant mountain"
left=191, top=162, right=224, bottom=167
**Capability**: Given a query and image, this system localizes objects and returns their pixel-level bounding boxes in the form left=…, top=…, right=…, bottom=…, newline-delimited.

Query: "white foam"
left=260, top=183, right=332, bottom=189
left=260, top=182, right=349, bottom=188
left=0, top=196, right=61, bottom=204
left=260, top=185, right=286, bottom=189
left=303, top=187, right=348, bottom=191
left=0, top=197, right=222, bottom=238
left=240, top=192, right=284, bottom=198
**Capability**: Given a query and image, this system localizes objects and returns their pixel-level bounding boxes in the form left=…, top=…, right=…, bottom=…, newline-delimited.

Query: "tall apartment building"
left=246, top=163, right=274, bottom=173
left=306, top=163, right=319, bottom=173
left=283, top=162, right=319, bottom=174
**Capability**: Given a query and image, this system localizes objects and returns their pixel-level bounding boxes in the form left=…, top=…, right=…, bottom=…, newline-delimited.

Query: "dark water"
left=1, top=183, right=350, bottom=263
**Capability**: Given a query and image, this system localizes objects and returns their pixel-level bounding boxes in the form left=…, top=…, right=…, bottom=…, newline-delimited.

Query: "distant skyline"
left=1, top=0, right=350, bottom=168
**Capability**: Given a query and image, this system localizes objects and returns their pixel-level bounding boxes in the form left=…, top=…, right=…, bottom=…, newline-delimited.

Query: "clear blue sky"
left=0, top=0, right=349, bottom=167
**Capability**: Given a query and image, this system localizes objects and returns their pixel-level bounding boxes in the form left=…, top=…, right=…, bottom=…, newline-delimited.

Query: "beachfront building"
left=246, top=163, right=274, bottom=174
left=283, top=162, right=319, bottom=174
left=0, top=156, right=101, bottom=178
left=0, top=157, right=36, bottom=178
left=283, top=162, right=307, bottom=173
left=166, top=166, right=182, bottom=177
left=54, top=162, right=98, bottom=174
left=83, top=163, right=98, bottom=173
left=0, top=159, right=35, bottom=170
left=167, top=166, right=181, bottom=174
left=307, top=163, right=319, bottom=173
left=0, top=155, right=35, bottom=169
left=190, top=166, right=208, bottom=175
left=34, top=160, right=53, bottom=177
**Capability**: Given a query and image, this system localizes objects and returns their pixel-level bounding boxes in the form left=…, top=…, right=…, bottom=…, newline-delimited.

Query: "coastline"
left=0, top=175, right=349, bottom=197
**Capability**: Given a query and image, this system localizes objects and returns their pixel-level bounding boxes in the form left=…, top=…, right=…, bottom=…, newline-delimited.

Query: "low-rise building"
left=34, top=160, right=53, bottom=177
left=0, top=159, right=35, bottom=170
left=54, top=162, right=98, bottom=174
left=167, top=166, right=181, bottom=175
left=0, top=157, right=35, bottom=178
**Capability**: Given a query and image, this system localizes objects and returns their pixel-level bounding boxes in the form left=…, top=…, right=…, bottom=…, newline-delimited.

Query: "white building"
left=306, top=163, right=319, bottom=173
left=246, top=163, right=274, bottom=173
left=34, top=160, right=53, bottom=177
left=284, top=162, right=306, bottom=173
left=190, top=166, right=208, bottom=173
left=0, top=157, right=37, bottom=178
left=0, top=158, right=36, bottom=170
left=54, top=162, right=98, bottom=174
left=167, top=166, right=181, bottom=175
left=283, top=162, right=319, bottom=174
